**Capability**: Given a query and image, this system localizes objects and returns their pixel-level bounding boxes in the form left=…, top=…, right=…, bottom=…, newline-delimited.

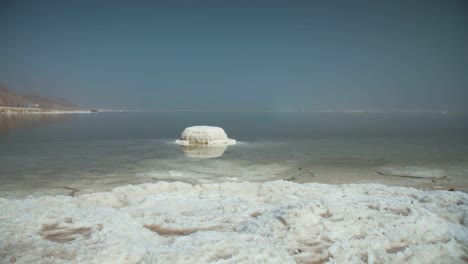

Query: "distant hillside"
left=0, top=86, right=78, bottom=110
left=0, top=86, right=19, bottom=107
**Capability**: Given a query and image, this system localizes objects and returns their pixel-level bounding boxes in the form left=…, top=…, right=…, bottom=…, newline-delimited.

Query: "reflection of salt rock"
left=182, top=145, right=227, bottom=159
left=376, top=166, right=447, bottom=179
left=175, top=126, right=236, bottom=146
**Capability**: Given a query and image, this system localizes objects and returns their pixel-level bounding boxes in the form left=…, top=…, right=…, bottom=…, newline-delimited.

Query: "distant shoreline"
left=1, top=106, right=462, bottom=115
left=0, top=106, right=92, bottom=114
left=94, top=108, right=460, bottom=114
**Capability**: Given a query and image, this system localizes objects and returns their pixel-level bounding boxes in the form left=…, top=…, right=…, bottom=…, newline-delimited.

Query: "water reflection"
left=0, top=114, right=71, bottom=135
left=180, top=144, right=228, bottom=158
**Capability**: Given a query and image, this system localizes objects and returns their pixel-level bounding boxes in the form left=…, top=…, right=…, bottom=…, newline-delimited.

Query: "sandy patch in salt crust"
left=1, top=181, right=467, bottom=263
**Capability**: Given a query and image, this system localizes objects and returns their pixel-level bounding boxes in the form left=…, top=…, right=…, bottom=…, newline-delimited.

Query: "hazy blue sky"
left=0, top=0, right=467, bottom=110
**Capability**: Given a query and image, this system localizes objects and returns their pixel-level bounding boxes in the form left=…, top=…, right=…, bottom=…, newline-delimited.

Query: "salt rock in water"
left=175, top=126, right=236, bottom=146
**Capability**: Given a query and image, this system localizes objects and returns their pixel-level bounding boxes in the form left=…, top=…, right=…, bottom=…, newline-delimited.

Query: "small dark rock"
left=293, top=249, right=303, bottom=254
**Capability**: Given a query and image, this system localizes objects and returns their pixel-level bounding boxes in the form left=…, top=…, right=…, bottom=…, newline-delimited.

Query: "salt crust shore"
left=1, top=181, right=467, bottom=263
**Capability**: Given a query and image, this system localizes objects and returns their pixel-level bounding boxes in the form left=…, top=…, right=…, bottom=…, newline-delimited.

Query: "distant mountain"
left=0, top=86, right=77, bottom=110
left=0, top=86, right=19, bottom=107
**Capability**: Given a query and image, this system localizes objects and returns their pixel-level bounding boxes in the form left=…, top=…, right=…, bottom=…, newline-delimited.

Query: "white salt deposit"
left=136, top=161, right=298, bottom=184
left=175, top=126, right=236, bottom=146
left=1, top=181, right=467, bottom=263
left=376, top=166, right=448, bottom=179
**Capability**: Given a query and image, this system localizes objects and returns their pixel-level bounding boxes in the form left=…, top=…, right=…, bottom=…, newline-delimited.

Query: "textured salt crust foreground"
left=1, top=181, right=467, bottom=263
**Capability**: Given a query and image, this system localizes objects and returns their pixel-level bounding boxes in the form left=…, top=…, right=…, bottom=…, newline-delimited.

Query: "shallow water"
left=1, top=111, right=467, bottom=197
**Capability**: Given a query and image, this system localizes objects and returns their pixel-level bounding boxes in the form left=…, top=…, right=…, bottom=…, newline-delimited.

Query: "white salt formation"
left=1, top=181, right=467, bottom=263
left=175, top=126, right=236, bottom=146
left=376, top=166, right=448, bottom=179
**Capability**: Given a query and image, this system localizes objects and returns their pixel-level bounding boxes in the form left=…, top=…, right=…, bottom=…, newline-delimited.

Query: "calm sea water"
left=1, top=111, right=467, bottom=197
